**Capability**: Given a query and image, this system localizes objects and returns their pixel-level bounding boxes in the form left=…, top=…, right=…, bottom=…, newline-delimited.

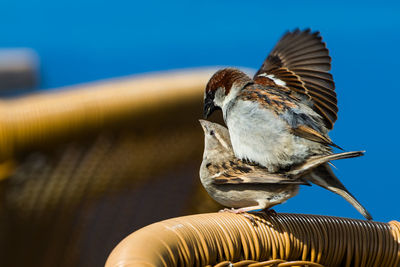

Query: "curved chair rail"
left=106, top=212, right=400, bottom=267
left=0, top=68, right=217, bottom=163
left=0, top=68, right=227, bottom=267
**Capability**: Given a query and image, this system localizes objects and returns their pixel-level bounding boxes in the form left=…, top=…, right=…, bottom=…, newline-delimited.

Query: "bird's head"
left=203, top=68, right=252, bottom=118
left=199, top=120, right=233, bottom=158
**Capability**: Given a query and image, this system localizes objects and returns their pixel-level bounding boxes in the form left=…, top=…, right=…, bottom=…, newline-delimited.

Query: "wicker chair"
left=0, top=68, right=398, bottom=267
left=105, top=213, right=400, bottom=266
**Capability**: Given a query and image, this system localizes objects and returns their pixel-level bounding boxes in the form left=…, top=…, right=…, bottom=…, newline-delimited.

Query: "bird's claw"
left=241, top=213, right=257, bottom=225
left=219, top=208, right=237, bottom=213
left=219, top=208, right=257, bottom=225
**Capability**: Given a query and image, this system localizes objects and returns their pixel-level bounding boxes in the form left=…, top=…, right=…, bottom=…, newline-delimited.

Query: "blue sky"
left=1, top=1, right=399, bottom=221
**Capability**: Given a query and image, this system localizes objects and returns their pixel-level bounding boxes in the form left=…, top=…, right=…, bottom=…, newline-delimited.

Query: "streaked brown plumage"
left=254, top=28, right=338, bottom=129
left=199, top=120, right=372, bottom=220
left=203, top=29, right=342, bottom=175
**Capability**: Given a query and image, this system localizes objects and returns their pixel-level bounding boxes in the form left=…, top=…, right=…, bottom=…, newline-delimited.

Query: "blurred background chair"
left=0, top=68, right=224, bottom=267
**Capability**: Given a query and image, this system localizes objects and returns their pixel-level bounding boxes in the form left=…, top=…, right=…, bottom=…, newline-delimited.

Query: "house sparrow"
left=199, top=120, right=372, bottom=220
left=203, top=29, right=339, bottom=173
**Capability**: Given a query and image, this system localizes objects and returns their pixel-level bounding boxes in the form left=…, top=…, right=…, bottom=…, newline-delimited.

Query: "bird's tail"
left=307, top=163, right=372, bottom=220
left=289, top=151, right=365, bottom=177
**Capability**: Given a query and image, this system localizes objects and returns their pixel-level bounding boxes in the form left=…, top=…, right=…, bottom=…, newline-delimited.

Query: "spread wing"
left=211, top=160, right=308, bottom=185
left=239, top=85, right=342, bottom=149
left=254, top=29, right=337, bottom=130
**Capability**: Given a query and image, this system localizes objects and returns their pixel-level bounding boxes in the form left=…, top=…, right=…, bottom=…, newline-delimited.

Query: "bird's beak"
left=203, top=97, right=216, bottom=119
left=199, top=119, right=208, bottom=132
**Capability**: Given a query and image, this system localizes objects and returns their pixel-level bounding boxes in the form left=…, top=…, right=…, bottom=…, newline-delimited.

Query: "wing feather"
left=291, top=125, right=342, bottom=149
left=255, top=29, right=338, bottom=129
left=212, top=161, right=308, bottom=185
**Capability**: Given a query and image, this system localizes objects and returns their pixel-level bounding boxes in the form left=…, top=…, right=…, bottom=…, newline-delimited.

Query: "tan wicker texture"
left=106, top=213, right=400, bottom=267
left=0, top=68, right=222, bottom=267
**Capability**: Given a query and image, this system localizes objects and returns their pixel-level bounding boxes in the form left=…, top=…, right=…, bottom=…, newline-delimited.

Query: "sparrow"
left=199, top=120, right=372, bottom=220
left=203, top=29, right=340, bottom=173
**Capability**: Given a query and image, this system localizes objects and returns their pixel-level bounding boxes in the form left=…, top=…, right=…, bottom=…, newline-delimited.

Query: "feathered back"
left=255, top=29, right=337, bottom=130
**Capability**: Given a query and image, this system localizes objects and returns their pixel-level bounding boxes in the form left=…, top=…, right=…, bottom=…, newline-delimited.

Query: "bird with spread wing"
left=202, top=29, right=372, bottom=220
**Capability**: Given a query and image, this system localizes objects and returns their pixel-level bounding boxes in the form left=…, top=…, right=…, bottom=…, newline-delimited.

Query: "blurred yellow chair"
left=0, top=68, right=221, bottom=267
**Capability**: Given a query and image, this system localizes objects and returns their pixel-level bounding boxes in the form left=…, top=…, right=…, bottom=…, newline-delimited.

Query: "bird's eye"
left=210, top=130, right=215, bottom=136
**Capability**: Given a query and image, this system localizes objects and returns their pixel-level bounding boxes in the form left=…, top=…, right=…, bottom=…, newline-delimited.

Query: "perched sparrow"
left=199, top=120, right=372, bottom=220
left=204, top=29, right=340, bottom=173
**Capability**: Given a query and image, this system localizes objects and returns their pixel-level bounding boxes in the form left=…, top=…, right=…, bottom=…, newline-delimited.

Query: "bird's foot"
left=219, top=207, right=257, bottom=224
left=219, top=207, right=241, bottom=214
left=241, top=213, right=257, bottom=225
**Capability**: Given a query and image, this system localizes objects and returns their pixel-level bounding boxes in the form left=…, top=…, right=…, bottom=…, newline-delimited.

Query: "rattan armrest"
left=106, top=213, right=400, bottom=267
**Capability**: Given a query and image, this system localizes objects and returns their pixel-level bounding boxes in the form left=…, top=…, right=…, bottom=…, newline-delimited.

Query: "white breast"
left=226, top=100, right=311, bottom=172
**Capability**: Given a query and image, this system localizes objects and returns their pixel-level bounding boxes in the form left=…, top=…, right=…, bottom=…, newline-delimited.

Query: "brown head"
left=203, top=68, right=252, bottom=118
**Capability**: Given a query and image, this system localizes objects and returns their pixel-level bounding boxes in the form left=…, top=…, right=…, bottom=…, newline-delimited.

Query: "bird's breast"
left=203, top=182, right=299, bottom=209
left=226, top=100, right=311, bottom=171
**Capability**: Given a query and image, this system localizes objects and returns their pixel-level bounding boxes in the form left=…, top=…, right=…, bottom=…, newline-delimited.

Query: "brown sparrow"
left=199, top=120, right=372, bottom=220
left=203, top=29, right=339, bottom=173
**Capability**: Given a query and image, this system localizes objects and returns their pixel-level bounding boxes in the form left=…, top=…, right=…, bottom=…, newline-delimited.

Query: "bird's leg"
left=219, top=205, right=266, bottom=224
left=219, top=205, right=263, bottom=214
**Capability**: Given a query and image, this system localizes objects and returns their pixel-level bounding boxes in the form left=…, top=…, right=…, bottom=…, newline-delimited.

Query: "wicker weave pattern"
left=212, top=259, right=323, bottom=266
left=106, top=213, right=400, bottom=267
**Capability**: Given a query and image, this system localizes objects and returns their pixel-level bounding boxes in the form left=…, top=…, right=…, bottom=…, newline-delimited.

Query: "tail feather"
left=289, top=151, right=365, bottom=177
left=307, top=163, right=372, bottom=220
